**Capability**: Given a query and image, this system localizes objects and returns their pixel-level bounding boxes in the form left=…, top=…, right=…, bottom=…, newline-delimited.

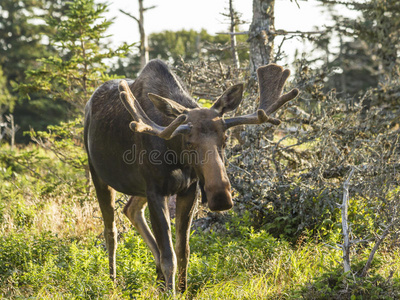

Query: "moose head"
left=118, top=64, right=299, bottom=213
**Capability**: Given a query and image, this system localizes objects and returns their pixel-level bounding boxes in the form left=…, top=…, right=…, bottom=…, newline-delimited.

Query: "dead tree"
left=218, top=0, right=323, bottom=77
left=334, top=166, right=400, bottom=277
left=249, top=0, right=276, bottom=76
left=120, top=0, right=156, bottom=69
left=341, top=167, right=355, bottom=273
left=0, top=114, right=19, bottom=150
left=228, top=0, right=240, bottom=69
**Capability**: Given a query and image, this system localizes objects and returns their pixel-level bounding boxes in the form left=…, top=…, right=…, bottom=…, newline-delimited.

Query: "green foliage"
left=150, top=29, right=248, bottom=64
left=0, top=0, right=68, bottom=118
left=0, top=0, right=72, bottom=141
left=325, top=40, right=379, bottom=95
left=295, top=258, right=400, bottom=299
left=19, top=119, right=89, bottom=199
left=0, top=66, right=16, bottom=112
left=1, top=0, right=399, bottom=298
left=0, top=145, right=87, bottom=206
left=18, top=0, right=131, bottom=112
left=112, top=29, right=249, bottom=77
left=28, top=118, right=87, bottom=171
left=0, top=0, right=64, bottom=84
left=0, top=0, right=69, bottom=135
left=350, top=0, right=400, bottom=74
left=188, top=223, right=282, bottom=292
left=11, top=97, right=73, bottom=143
left=1, top=144, right=400, bottom=298
left=0, top=232, right=114, bottom=298
left=316, top=0, right=400, bottom=95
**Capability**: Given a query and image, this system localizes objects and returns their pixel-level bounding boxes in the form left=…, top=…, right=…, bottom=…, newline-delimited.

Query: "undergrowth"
left=1, top=144, right=400, bottom=299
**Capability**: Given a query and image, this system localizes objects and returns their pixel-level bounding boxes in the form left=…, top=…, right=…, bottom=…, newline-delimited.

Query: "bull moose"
left=84, top=59, right=298, bottom=292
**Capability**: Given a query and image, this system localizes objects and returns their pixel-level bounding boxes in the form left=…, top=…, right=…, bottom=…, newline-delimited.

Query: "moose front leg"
left=175, top=183, right=198, bottom=292
left=146, top=190, right=177, bottom=292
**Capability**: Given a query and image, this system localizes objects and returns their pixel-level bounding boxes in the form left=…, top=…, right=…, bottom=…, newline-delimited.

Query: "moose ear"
left=211, top=84, right=244, bottom=116
left=148, top=93, right=189, bottom=117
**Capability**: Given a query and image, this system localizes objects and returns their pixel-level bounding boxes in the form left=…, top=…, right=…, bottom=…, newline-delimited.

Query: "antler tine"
left=223, top=64, right=299, bottom=130
left=119, top=80, right=189, bottom=139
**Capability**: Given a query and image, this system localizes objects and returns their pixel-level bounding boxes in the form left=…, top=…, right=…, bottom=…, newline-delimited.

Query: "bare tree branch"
left=360, top=218, right=400, bottom=277
left=143, top=5, right=156, bottom=12
left=119, top=9, right=139, bottom=23
left=216, top=29, right=324, bottom=36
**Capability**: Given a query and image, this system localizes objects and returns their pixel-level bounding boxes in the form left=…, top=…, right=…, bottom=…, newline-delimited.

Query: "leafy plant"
left=295, top=258, right=400, bottom=300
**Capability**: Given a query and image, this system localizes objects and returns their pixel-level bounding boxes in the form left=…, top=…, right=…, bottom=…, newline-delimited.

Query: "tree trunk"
left=138, top=0, right=149, bottom=68
left=249, top=0, right=275, bottom=76
left=119, top=0, right=153, bottom=69
left=229, top=0, right=240, bottom=69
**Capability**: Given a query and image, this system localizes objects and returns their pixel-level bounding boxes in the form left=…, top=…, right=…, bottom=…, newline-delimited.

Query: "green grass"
left=1, top=145, right=400, bottom=299
left=2, top=226, right=399, bottom=299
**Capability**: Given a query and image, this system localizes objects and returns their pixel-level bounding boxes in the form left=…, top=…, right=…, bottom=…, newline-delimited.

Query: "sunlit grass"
left=1, top=146, right=400, bottom=299
left=1, top=213, right=399, bottom=299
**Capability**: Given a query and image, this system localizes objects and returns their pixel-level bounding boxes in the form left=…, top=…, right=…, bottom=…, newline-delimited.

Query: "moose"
left=84, top=59, right=298, bottom=292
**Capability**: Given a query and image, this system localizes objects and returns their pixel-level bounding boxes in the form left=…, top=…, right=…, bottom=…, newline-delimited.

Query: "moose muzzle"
left=204, top=180, right=233, bottom=212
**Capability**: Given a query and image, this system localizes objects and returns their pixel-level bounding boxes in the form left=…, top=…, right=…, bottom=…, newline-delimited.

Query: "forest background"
left=0, top=0, right=399, bottom=299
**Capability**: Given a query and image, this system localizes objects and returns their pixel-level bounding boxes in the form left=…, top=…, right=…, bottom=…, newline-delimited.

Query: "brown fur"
left=84, top=60, right=242, bottom=292
left=84, top=59, right=298, bottom=293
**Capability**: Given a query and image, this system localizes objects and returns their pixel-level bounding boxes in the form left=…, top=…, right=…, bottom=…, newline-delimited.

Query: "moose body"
left=84, top=59, right=298, bottom=292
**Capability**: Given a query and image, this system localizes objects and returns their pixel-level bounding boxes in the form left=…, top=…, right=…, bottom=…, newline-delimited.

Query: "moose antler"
left=223, top=64, right=299, bottom=129
left=119, top=80, right=191, bottom=139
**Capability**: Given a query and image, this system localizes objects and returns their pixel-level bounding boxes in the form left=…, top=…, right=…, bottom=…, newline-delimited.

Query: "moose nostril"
left=207, top=190, right=233, bottom=212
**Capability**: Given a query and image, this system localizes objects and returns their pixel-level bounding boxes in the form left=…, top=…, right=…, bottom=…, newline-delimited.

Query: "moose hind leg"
left=90, top=168, right=117, bottom=281
left=123, top=196, right=164, bottom=282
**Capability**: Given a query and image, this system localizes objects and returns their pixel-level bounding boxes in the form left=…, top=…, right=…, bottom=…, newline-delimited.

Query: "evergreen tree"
left=0, top=66, right=14, bottom=114
left=0, top=0, right=57, bottom=84
left=323, top=39, right=379, bottom=96
left=19, top=0, right=131, bottom=112
left=0, top=0, right=68, bottom=141
left=318, top=0, right=399, bottom=79
left=111, top=29, right=249, bottom=77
